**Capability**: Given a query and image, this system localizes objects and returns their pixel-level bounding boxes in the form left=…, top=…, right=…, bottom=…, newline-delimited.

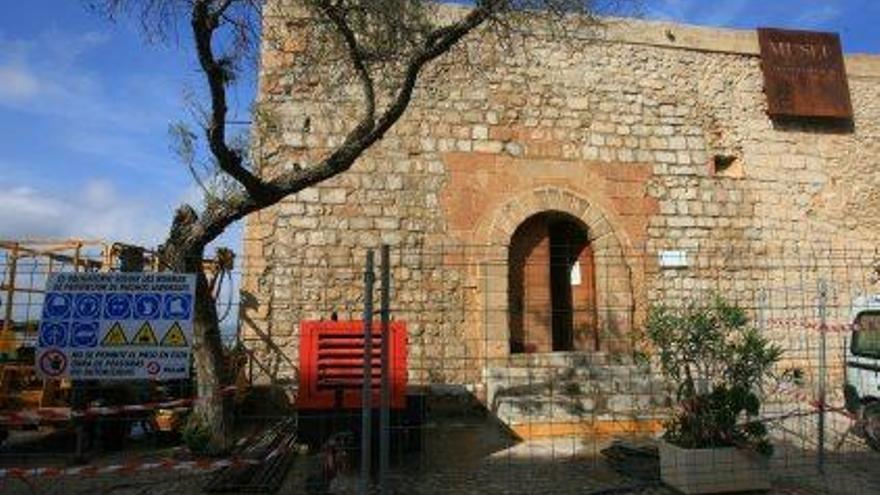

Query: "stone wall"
left=242, top=2, right=880, bottom=395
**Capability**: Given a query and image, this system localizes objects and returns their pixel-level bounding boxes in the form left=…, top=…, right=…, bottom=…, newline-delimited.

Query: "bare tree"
left=89, top=0, right=629, bottom=452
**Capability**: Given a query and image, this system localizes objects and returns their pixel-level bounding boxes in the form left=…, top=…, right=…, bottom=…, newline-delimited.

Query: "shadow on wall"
left=239, top=290, right=299, bottom=385
left=771, top=116, right=855, bottom=134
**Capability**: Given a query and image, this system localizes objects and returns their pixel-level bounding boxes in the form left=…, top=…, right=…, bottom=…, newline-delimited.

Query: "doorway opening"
left=508, top=211, right=597, bottom=354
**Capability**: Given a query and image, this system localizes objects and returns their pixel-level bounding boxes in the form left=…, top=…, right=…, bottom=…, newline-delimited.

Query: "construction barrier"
left=766, top=318, right=856, bottom=333
left=0, top=385, right=242, bottom=426
left=0, top=428, right=293, bottom=480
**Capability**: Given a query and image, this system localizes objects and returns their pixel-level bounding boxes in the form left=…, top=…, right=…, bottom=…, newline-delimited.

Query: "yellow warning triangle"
left=102, top=322, right=129, bottom=346
left=161, top=322, right=188, bottom=347
left=132, top=322, right=158, bottom=346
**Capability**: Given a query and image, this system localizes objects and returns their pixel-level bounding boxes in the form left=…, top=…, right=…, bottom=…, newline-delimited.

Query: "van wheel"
left=863, top=403, right=880, bottom=451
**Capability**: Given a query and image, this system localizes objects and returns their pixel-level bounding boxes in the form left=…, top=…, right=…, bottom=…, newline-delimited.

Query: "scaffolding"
left=0, top=238, right=236, bottom=416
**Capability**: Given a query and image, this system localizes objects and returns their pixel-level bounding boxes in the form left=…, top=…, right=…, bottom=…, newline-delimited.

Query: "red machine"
left=297, top=320, right=407, bottom=410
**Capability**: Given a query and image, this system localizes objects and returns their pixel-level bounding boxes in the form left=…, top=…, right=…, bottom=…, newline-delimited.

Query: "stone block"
left=472, top=125, right=489, bottom=140
left=320, top=188, right=346, bottom=204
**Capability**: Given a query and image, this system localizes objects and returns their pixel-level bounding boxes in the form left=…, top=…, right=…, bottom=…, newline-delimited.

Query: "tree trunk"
left=161, top=209, right=229, bottom=454
left=191, top=262, right=229, bottom=453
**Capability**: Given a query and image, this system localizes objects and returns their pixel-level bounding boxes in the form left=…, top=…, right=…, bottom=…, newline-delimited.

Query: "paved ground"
left=2, top=407, right=879, bottom=494
left=764, top=407, right=880, bottom=495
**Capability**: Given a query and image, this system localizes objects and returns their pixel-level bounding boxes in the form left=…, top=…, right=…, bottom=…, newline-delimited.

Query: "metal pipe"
left=817, top=279, right=827, bottom=473
left=73, top=242, right=82, bottom=273
left=379, top=244, right=391, bottom=493
left=360, top=249, right=375, bottom=495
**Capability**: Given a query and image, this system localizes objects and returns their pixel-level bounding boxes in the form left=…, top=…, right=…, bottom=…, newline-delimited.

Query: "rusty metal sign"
left=758, top=28, right=853, bottom=119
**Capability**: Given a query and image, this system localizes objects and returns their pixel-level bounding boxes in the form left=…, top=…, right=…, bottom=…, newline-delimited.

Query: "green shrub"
left=647, top=295, right=782, bottom=456
left=181, top=413, right=213, bottom=455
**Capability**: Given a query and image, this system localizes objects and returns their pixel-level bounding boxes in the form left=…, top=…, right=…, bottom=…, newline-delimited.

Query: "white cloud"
left=0, top=64, right=40, bottom=101
left=0, top=29, right=183, bottom=176
left=0, top=179, right=169, bottom=247
left=0, top=52, right=168, bottom=133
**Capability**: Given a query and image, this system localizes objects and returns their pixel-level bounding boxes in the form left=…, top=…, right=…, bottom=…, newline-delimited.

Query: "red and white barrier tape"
left=776, top=384, right=857, bottom=421
left=0, top=431, right=292, bottom=480
left=766, top=318, right=855, bottom=333
left=0, top=457, right=258, bottom=480
left=0, top=385, right=241, bottom=426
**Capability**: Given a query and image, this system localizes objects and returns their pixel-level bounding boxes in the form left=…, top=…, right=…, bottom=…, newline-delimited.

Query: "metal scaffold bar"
left=360, top=249, right=375, bottom=495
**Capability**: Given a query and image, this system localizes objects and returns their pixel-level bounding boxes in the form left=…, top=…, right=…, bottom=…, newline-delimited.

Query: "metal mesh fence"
left=2, top=239, right=880, bottom=494
left=239, top=242, right=880, bottom=494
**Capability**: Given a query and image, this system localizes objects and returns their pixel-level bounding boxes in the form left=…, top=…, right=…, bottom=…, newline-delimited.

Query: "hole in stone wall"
left=713, top=154, right=743, bottom=178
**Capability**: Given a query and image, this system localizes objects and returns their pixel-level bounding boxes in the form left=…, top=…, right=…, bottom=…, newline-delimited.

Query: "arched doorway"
left=508, top=211, right=597, bottom=354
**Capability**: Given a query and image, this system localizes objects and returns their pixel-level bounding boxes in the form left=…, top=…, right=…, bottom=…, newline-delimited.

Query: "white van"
left=844, top=295, right=880, bottom=450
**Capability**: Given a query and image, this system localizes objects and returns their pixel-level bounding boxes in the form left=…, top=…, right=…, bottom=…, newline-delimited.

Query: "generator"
left=295, top=320, right=423, bottom=453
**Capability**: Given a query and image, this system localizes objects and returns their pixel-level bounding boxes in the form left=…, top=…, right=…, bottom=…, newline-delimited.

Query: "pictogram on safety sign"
left=39, top=350, right=68, bottom=377
left=132, top=322, right=158, bottom=345
left=102, top=322, right=129, bottom=346
left=161, top=322, right=188, bottom=347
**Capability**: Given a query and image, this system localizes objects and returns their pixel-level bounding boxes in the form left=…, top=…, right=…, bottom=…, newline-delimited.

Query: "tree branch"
left=180, top=6, right=503, bottom=252
left=179, top=2, right=503, bottom=250
left=318, top=1, right=376, bottom=128
left=371, top=4, right=495, bottom=141
left=191, top=0, right=269, bottom=199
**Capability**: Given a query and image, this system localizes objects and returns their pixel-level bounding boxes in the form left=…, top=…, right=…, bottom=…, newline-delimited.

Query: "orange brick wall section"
left=439, top=151, right=658, bottom=246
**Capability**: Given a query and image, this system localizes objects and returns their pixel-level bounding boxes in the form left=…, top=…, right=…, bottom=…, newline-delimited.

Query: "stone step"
left=493, top=393, right=670, bottom=425
left=486, top=365, right=596, bottom=384
left=504, top=351, right=613, bottom=369
left=489, top=381, right=670, bottom=405
left=483, top=354, right=672, bottom=425
left=495, top=395, right=597, bottom=424
left=487, top=376, right=669, bottom=399
left=486, top=365, right=663, bottom=384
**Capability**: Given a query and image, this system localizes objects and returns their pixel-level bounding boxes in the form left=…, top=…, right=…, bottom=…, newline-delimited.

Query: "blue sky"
left=0, top=0, right=877, bottom=251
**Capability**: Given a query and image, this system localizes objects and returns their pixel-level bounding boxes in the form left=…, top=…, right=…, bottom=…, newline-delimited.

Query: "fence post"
left=360, top=249, right=376, bottom=495
left=379, top=245, right=391, bottom=494
left=757, top=288, right=768, bottom=332
left=817, top=278, right=827, bottom=474
left=1, top=242, right=19, bottom=355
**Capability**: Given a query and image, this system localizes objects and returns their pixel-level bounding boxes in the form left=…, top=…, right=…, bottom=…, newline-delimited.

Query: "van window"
left=853, top=312, right=880, bottom=358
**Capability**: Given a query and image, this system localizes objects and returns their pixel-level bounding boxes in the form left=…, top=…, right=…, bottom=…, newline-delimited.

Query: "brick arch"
left=472, top=186, right=636, bottom=364
left=478, top=187, right=621, bottom=246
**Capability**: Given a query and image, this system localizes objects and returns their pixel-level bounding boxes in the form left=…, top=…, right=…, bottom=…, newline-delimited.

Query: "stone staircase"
left=485, top=352, right=671, bottom=426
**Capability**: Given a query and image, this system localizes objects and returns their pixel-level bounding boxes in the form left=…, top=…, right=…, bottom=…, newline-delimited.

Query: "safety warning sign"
left=36, top=273, right=196, bottom=380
